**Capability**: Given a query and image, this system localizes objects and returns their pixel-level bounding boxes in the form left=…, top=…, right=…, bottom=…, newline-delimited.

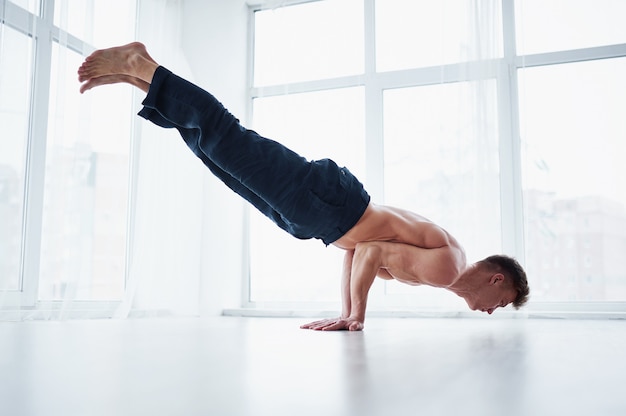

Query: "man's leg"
left=137, top=66, right=321, bottom=238
left=78, top=43, right=305, bottom=232
left=78, top=44, right=320, bottom=237
left=78, top=43, right=369, bottom=243
left=141, top=108, right=293, bottom=232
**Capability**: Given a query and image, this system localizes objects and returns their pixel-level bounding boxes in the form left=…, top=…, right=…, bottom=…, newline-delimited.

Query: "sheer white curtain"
left=455, top=0, right=503, bottom=261
left=117, top=0, right=207, bottom=318
left=378, top=0, right=506, bottom=312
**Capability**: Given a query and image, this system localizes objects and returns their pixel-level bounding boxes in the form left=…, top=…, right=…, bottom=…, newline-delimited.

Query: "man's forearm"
left=348, top=243, right=381, bottom=321
left=300, top=245, right=376, bottom=332
left=341, top=250, right=355, bottom=318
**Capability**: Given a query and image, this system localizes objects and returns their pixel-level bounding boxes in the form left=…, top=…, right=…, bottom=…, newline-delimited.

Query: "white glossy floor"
left=1, top=316, right=625, bottom=416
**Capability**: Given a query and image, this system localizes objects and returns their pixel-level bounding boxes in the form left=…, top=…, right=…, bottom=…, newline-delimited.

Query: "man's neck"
left=447, top=263, right=479, bottom=296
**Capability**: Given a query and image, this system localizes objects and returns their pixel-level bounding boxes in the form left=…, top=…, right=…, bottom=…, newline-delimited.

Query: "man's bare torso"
left=334, top=203, right=467, bottom=287
left=333, top=204, right=452, bottom=249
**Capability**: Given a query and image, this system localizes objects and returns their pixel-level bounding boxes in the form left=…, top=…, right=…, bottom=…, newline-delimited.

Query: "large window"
left=382, top=81, right=501, bottom=309
left=0, top=24, right=32, bottom=292
left=253, top=0, right=364, bottom=86
left=0, top=0, right=136, bottom=313
left=519, top=58, right=626, bottom=301
left=248, top=0, right=626, bottom=312
left=375, top=0, right=503, bottom=71
left=514, top=0, right=626, bottom=55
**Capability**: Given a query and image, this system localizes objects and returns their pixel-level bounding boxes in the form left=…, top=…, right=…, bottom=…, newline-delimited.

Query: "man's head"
left=467, top=255, right=529, bottom=314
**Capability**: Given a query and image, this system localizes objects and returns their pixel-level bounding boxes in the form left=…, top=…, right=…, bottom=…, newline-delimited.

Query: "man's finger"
left=321, top=320, right=348, bottom=331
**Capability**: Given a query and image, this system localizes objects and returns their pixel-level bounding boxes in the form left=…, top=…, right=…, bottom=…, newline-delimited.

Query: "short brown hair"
left=480, top=255, right=529, bottom=309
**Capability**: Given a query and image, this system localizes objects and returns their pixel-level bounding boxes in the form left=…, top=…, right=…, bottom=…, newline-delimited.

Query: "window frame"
left=244, top=0, right=626, bottom=316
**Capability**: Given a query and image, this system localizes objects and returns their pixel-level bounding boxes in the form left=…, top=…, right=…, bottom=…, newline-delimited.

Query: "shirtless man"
left=78, top=43, right=529, bottom=331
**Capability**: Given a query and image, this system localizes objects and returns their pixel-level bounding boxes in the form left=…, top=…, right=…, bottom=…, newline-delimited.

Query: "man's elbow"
left=354, top=242, right=383, bottom=265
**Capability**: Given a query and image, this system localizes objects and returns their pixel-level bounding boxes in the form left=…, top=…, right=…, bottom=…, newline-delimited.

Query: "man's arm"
left=345, top=242, right=381, bottom=325
left=301, top=244, right=379, bottom=331
left=300, top=240, right=462, bottom=331
left=340, top=250, right=354, bottom=318
left=340, top=241, right=460, bottom=323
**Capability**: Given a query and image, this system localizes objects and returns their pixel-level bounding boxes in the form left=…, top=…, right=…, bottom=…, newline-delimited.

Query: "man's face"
left=468, top=274, right=517, bottom=315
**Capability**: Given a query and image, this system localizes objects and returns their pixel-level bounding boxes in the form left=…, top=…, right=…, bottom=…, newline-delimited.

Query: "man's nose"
left=487, top=309, right=494, bottom=314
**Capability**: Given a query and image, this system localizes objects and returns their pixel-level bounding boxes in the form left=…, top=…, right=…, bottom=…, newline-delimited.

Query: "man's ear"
left=490, top=273, right=505, bottom=285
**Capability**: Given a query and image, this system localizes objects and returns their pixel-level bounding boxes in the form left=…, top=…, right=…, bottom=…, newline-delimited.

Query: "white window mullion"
left=363, top=0, right=383, bottom=201
left=363, top=0, right=387, bottom=305
left=20, top=0, right=54, bottom=306
left=242, top=5, right=256, bottom=308
left=516, top=43, right=626, bottom=69
left=0, top=0, right=29, bottom=307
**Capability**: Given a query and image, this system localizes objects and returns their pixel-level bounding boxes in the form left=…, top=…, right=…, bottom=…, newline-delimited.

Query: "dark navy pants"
left=137, top=66, right=370, bottom=245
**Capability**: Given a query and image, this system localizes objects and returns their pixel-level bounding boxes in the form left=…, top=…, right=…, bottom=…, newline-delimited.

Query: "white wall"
left=179, top=0, right=252, bottom=315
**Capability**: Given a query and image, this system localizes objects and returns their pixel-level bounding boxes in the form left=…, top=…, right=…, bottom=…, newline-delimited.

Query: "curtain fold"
left=116, top=0, right=205, bottom=318
left=457, top=0, right=503, bottom=261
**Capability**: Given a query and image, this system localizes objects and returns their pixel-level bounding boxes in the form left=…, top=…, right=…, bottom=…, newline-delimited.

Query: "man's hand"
left=300, top=317, right=364, bottom=331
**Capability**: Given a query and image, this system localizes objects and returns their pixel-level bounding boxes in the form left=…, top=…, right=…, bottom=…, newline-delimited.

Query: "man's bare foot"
left=77, top=42, right=159, bottom=85
left=80, top=74, right=150, bottom=94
